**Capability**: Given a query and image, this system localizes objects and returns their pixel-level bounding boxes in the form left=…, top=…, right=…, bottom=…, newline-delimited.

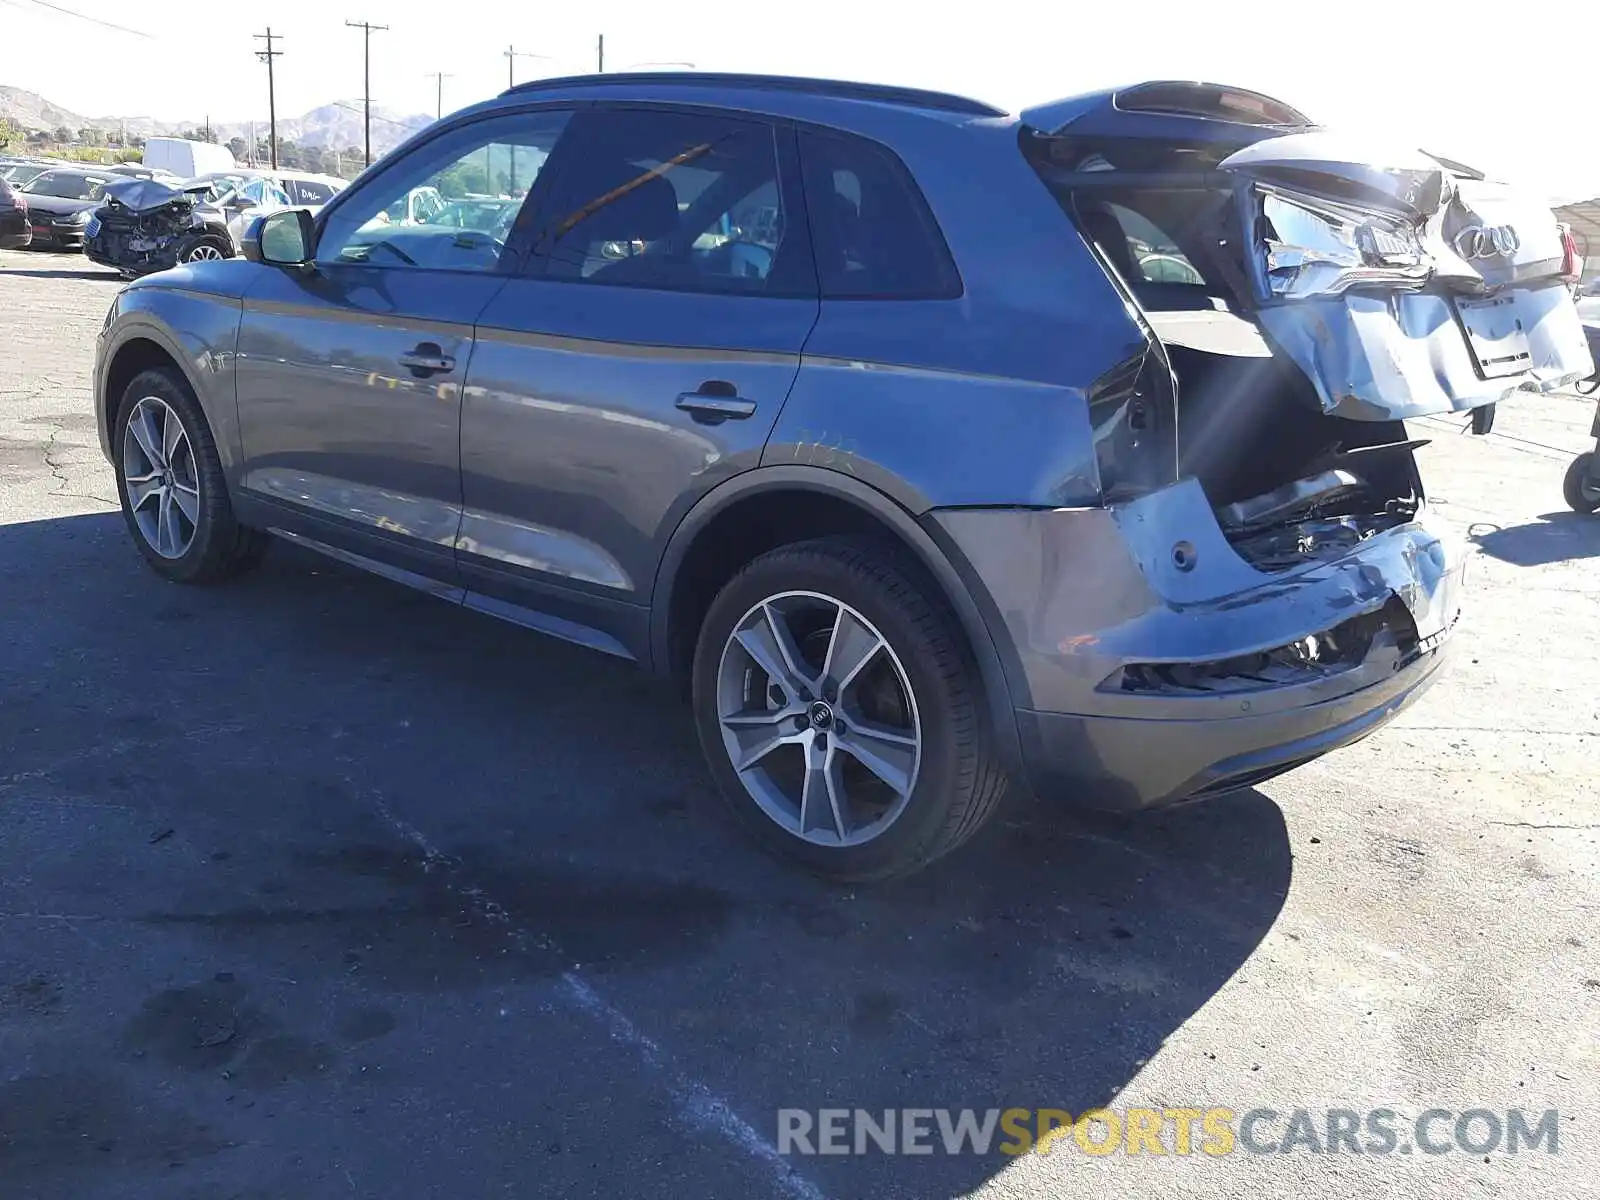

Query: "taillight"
left=1558, top=222, right=1582, bottom=285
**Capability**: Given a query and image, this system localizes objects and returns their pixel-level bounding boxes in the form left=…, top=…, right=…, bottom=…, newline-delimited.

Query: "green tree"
left=227, top=136, right=248, bottom=162
left=53, top=125, right=74, bottom=144
left=0, top=116, right=18, bottom=148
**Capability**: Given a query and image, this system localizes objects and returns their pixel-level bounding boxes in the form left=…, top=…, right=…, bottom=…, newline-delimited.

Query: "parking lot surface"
left=1, top=246, right=1597, bottom=1199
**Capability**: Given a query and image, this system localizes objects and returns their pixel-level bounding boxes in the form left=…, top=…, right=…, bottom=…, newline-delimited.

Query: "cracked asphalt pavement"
left=0, top=245, right=1597, bottom=1199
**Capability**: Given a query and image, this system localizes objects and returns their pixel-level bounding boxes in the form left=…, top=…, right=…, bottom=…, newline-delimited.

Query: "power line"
left=330, top=100, right=412, bottom=131
left=504, top=45, right=552, bottom=90
left=345, top=19, right=389, bottom=166
left=16, top=0, right=154, bottom=38
left=254, top=27, right=283, bottom=170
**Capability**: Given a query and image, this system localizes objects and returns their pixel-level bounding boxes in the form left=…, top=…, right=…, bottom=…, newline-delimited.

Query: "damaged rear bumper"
left=1015, top=643, right=1447, bottom=809
left=933, top=478, right=1462, bottom=810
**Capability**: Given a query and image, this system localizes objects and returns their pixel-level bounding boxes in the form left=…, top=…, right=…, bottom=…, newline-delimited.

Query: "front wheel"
left=692, top=537, right=1008, bottom=881
left=113, top=367, right=266, bottom=582
left=176, top=235, right=232, bottom=264
left=1563, top=451, right=1600, bottom=514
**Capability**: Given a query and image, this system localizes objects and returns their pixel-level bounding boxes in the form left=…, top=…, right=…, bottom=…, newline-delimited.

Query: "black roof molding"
left=501, top=72, right=1005, bottom=118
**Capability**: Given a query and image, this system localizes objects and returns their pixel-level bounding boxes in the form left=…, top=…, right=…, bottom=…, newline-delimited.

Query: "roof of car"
left=499, top=72, right=1007, bottom=119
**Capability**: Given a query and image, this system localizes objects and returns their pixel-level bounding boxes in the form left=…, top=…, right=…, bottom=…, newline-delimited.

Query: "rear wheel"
left=692, top=537, right=1007, bottom=881
left=1563, top=451, right=1600, bottom=514
left=113, top=367, right=266, bottom=582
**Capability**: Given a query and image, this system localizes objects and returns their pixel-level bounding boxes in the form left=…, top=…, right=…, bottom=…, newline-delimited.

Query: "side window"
left=532, top=108, right=801, bottom=296
left=242, top=179, right=278, bottom=207
left=1079, top=199, right=1208, bottom=288
left=316, top=109, right=572, bottom=273
left=797, top=130, right=960, bottom=300
left=289, top=180, right=334, bottom=205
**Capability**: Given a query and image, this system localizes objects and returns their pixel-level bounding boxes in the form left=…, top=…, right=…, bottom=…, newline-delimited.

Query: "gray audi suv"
left=93, top=74, right=1594, bottom=879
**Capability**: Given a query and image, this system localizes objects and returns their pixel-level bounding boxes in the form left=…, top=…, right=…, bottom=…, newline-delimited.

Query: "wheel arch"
left=99, top=310, right=244, bottom=482
left=101, top=332, right=194, bottom=456
left=650, top=465, right=1026, bottom=779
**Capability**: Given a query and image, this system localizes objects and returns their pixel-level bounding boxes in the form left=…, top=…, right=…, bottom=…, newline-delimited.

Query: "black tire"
left=1563, top=451, right=1600, bottom=514
left=175, top=233, right=233, bottom=264
left=691, top=537, right=1008, bottom=882
left=112, top=367, right=267, bottom=583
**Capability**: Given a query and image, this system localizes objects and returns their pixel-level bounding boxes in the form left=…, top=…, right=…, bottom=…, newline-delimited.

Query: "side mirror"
left=243, top=208, right=314, bottom=267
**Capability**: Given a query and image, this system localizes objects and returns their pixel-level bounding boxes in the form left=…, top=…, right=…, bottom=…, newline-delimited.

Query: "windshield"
left=1, top=165, right=48, bottom=187
left=183, top=174, right=255, bottom=204
left=24, top=171, right=111, bottom=201
left=430, top=199, right=518, bottom=233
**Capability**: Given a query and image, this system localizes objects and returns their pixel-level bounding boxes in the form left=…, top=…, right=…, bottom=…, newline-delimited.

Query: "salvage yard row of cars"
left=13, top=75, right=1599, bottom=880
left=0, top=153, right=346, bottom=273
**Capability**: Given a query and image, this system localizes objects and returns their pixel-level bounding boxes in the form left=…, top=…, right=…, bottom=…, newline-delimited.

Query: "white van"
left=140, top=137, right=237, bottom=179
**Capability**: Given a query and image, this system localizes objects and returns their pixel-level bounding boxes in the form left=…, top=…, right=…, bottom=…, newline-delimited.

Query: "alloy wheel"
left=715, top=591, right=922, bottom=847
left=184, top=243, right=225, bottom=262
left=122, top=395, right=200, bottom=559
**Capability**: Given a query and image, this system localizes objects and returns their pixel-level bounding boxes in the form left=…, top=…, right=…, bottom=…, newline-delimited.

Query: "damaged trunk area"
left=1156, top=309, right=1422, bottom=571
left=1071, top=183, right=1423, bottom=573
left=88, top=179, right=203, bottom=276
left=1023, top=83, right=1592, bottom=572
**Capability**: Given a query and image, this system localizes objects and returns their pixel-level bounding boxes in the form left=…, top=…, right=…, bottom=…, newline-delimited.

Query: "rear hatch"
left=1022, top=81, right=1594, bottom=565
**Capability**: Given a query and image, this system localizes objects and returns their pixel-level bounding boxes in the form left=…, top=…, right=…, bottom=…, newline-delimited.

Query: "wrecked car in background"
left=85, top=171, right=345, bottom=276
left=84, top=174, right=322, bottom=276
left=82, top=176, right=236, bottom=275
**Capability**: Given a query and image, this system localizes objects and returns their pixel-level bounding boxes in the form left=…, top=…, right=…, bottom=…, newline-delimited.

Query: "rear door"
left=458, top=105, right=817, bottom=651
left=233, top=109, right=574, bottom=587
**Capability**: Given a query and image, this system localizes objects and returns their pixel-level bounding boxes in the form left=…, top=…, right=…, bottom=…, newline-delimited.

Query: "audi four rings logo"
left=1454, top=224, right=1520, bottom=260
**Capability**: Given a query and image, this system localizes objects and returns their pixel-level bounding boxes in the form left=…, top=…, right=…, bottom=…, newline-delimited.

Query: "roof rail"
left=499, top=72, right=1006, bottom=117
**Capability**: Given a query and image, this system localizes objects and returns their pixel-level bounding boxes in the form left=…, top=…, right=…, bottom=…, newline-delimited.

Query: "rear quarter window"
left=289, top=180, right=335, bottom=205
left=797, top=129, right=961, bottom=300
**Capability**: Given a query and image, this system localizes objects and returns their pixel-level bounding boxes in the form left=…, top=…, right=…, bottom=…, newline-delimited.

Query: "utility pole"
left=503, top=46, right=550, bottom=89
left=596, top=33, right=604, bottom=73
left=426, top=71, right=453, bottom=119
left=253, top=27, right=282, bottom=169
left=345, top=19, right=389, bottom=166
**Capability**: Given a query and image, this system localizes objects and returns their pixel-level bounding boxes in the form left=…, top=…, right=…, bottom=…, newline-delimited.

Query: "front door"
left=459, top=105, right=818, bottom=649
left=233, top=110, right=574, bottom=586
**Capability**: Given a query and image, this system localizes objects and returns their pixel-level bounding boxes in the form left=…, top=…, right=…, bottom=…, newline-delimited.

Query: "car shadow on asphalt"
left=1468, top=510, right=1600, bottom=566
left=0, top=512, right=1291, bottom=1199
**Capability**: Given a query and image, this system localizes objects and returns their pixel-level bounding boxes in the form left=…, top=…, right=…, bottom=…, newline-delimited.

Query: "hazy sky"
left=4, top=0, right=1594, bottom=202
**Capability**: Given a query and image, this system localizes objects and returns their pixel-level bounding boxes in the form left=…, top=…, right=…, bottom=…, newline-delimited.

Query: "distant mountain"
left=0, top=85, right=431, bottom=154
left=213, top=103, right=434, bottom=154
left=0, top=84, right=101, bottom=133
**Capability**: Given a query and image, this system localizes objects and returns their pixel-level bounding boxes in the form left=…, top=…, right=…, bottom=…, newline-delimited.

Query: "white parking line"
left=353, top=778, right=828, bottom=1200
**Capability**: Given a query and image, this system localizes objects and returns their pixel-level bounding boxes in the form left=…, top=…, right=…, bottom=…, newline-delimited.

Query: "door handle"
left=398, top=343, right=456, bottom=377
left=676, top=382, right=756, bottom=424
